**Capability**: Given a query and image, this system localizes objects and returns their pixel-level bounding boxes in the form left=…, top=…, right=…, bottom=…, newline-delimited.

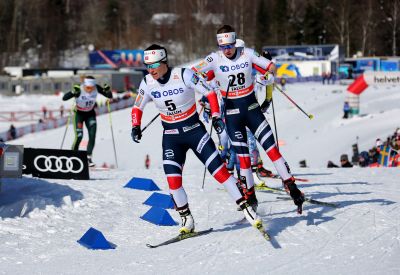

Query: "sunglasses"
left=219, top=43, right=235, bottom=50
left=145, top=62, right=162, bottom=69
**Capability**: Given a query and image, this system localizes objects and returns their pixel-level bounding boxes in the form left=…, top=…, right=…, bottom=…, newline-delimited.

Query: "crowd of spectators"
left=328, top=128, right=400, bottom=168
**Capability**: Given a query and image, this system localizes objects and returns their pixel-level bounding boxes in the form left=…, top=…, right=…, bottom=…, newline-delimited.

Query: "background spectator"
left=60, top=105, right=64, bottom=117
left=358, top=151, right=370, bottom=167
left=327, top=160, right=339, bottom=168
left=8, top=124, right=16, bottom=140
left=42, top=106, right=47, bottom=119
left=343, top=101, right=350, bottom=119
left=340, top=154, right=353, bottom=167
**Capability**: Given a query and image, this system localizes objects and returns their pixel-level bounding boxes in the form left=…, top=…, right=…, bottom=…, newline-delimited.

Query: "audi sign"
left=23, top=148, right=89, bottom=180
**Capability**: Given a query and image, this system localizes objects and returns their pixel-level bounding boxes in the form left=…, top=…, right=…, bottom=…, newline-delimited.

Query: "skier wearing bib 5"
left=130, top=44, right=263, bottom=234
left=192, top=25, right=305, bottom=214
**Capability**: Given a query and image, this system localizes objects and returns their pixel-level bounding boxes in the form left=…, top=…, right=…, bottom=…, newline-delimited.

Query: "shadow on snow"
left=0, top=177, right=83, bottom=219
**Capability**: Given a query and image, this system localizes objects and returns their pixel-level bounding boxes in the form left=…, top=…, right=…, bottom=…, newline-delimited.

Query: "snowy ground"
left=1, top=81, right=400, bottom=274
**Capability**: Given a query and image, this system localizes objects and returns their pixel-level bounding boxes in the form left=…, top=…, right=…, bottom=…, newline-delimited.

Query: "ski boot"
left=237, top=198, right=262, bottom=229
left=256, top=163, right=273, bottom=178
left=283, top=177, right=305, bottom=214
left=178, top=206, right=195, bottom=234
left=236, top=176, right=259, bottom=212
left=244, top=186, right=258, bottom=213
left=87, top=155, right=95, bottom=167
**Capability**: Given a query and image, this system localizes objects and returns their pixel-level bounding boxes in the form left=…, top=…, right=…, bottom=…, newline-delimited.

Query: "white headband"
left=216, top=32, right=236, bottom=45
left=144, top=49, right=167, bottom=64
left=84, top=78, right=96, bottom=87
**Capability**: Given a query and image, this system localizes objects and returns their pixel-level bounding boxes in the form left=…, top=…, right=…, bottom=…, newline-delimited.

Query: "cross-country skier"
left=62, top=76, right=112, bottom=167
left=198, top=39, right=272, bottom=187
left=192, top=25, right=305, bottom=214
left=130, top=44, right=262, bottom=234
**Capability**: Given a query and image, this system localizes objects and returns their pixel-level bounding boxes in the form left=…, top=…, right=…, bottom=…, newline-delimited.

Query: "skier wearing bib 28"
left=192, top=25, right=305, bottom=214
left=131, top=44, right=263, bottom=234
left=62, top=76, right=112, bottom=167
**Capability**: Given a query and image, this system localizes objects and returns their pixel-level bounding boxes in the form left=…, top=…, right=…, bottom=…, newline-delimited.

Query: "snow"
left=1, top=81, right=400, bottom=274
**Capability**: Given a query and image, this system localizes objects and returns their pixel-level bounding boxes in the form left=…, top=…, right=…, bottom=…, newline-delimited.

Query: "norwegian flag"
left=0, top=142, right=8, bottom=157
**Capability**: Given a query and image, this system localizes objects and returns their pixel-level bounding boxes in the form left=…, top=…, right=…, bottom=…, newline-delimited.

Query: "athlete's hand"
left=260, top=99, right=272, bottom=113
left=262, top=72, right=275, bottom=86
left=103, top=83, right=111, bottom=92
left=131, top=126, right=142, bottom=143
left=72, top=84, right=80, bottom=96
left=212, top=117, right=225, bottom=134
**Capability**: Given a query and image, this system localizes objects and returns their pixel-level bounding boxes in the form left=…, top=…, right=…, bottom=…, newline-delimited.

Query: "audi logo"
left=33, top=155, right=84, bottom=174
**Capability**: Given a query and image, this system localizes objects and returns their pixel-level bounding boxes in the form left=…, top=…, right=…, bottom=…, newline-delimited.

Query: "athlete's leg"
left=162, top=134, right=194, bottom=233
left=190, top=128, right=244, bottom=201
left=162, top=134, right=189, bottom=209
left=247, top=109, right=291, bottom=180
left=85, top=115, right=97, bottom=156
left=71, top=111, right=84, bottom=151
left=190, top=127, right=260, bottom=224
left=225, top=116, right=254, bottom=191
left=247, top=108, right=304, bottom=212
left=224, top=112, right=259, bottom=210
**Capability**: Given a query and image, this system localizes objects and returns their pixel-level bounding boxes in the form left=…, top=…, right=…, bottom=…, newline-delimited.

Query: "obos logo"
left=162, top=88, right=184, bottom=96
left=151, top=91, right=161, bottom=98
left=220, top=66, right=229, bottom=72
left=233, top=62, right=249, bottom=71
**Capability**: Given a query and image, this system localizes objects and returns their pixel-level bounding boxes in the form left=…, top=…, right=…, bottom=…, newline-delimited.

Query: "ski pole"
left=274, top=84, right=314, bottom=120
left=60, top=108, right=73, bottom=149
left=142, top=113, right=160, bottom=133
left=201, top=124, right=213, bottom=190
left=107, top=100, right=118, bottom=168
left=271, top=97, right=279, bottom=150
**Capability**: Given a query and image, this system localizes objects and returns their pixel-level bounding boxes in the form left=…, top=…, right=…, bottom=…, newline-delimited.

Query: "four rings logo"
left=34, top=155, right=84, bottom=174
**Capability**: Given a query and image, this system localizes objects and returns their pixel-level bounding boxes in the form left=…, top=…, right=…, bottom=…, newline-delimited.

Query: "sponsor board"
left=23, top=148, right=89, bottom=180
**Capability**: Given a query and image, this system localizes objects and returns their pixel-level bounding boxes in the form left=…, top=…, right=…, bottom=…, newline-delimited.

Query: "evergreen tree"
left=255, top=0, right=270, bottom=52
left=273, top=0, right=288, bottom=45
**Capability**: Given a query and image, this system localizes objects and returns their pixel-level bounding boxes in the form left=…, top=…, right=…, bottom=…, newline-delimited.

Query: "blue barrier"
left=140, top=206, right=178, bottom=226
left=124, top=177, right=160, bottom=191
left=143, top=192, right=174, bottom=209
left=77, top=227, right=116, bottom=250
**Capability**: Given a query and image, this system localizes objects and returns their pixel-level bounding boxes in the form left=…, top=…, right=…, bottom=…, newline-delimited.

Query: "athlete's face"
left=84, top=85, right=95, bottom=93
left=219, top=43, right=236, bottom=58
left=146, top=62, right=168, bottom=80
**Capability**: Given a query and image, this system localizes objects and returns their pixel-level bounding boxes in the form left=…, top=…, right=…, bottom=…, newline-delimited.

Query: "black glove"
left=284, top=178, right=305, bottom=207
left=131, top=126, right=142, bottom=143
left=262, top=50, right=272, bottom=61
left=260, top=99, right=271, bottom=113
left=72, top=84, right=81, bottom=96
left=289, top=185, right=305, bottom=207
left=212, top=117, right=225, bottom=134
left=103, top=83, right=111, bottom=92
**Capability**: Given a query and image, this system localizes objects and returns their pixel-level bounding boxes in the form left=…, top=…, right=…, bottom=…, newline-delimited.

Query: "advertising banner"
left=23, top=148, right=89, bottom=180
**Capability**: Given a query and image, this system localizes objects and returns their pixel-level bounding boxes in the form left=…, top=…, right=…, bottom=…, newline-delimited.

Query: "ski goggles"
left=219, top=43, right=235, bottom=50
left=84, top=85, right=95, bottom=92
left=145, top=62, right=162, bottom=69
